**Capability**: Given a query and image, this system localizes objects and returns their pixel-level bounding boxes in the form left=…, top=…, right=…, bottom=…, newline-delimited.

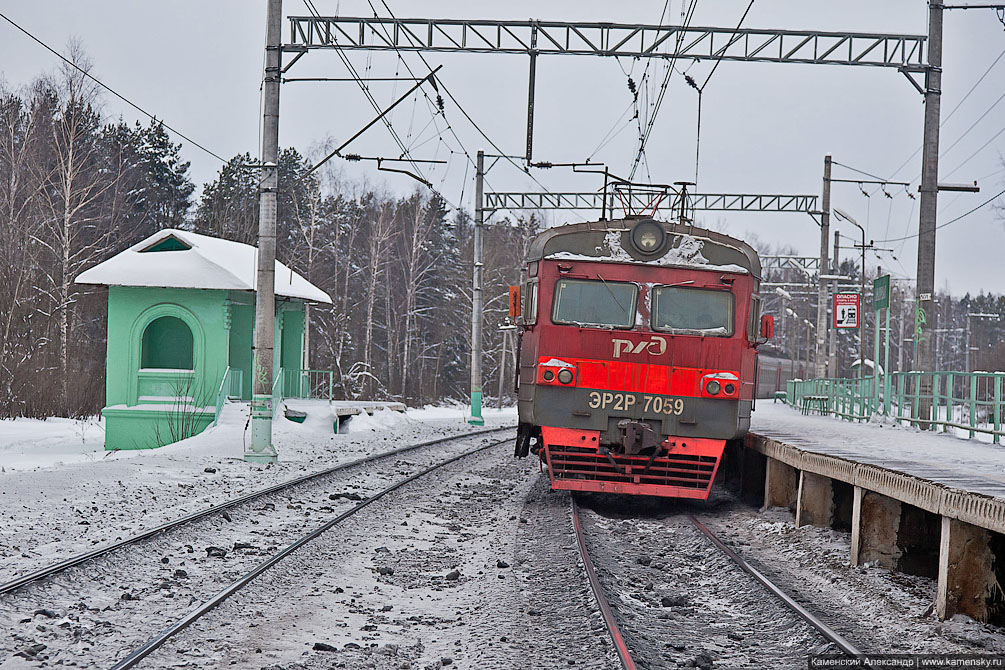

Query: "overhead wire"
left=0, top=10, right=228, bottom=163
left=300, top=1, right=439, bottom=192
left=875, top=185, right=1005, bottom=243
left=691, top=0, right=755, bottom=185
left=630, top=0, right=698, bottom=180
left=885, top=43, right=1005, bottom=182
left=367, top=0, right=594, bottom=222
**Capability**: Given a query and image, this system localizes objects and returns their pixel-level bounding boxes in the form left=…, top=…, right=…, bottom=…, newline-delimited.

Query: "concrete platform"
left=283, top=399, right=407, bottom=420
left=740, top=403, right=1005, bottom=624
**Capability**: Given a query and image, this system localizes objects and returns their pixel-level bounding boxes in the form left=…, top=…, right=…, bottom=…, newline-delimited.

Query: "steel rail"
left=571, top=498, right=638, bottom=670
left=689, top=516, right=864, bottom=658
left=0, top=426, right=511, bottom=596
left=110, top=437, right=510, bottom=670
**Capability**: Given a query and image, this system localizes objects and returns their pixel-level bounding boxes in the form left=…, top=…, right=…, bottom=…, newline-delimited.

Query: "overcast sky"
left=2, top=1, right=1003, bottom=296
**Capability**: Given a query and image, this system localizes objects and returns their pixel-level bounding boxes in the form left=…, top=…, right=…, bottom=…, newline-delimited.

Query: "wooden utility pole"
left=248, top=0, right=282, bottom=462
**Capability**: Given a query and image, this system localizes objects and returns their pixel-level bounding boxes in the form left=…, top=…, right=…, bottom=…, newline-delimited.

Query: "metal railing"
left=272, top=367, right=285, bottom=419
left=281, top=369, right=336, bottom=401
left=786, top=371, right=1005, bottom=443
left=212, top=367, right=243, bottom=426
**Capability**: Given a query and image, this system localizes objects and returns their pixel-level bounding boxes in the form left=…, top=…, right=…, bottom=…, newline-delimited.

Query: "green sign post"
left=873, top=274, right=892, bottom=415
left=872, top=274, right=890, bottom=310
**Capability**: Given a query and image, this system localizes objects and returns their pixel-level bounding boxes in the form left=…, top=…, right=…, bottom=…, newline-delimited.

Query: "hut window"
left=141, top=316, right=194, bottom=370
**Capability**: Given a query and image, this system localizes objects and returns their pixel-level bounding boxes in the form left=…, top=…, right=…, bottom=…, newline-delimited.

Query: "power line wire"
left=0, top=10, right=228, bottom=163
left=876, top=185, right=1005, bottom=243
left=370, top=0, right=568, bottom=205
left=629, top=0, right=698, bottom=180
left=885, top=43, right=1005, bottom=181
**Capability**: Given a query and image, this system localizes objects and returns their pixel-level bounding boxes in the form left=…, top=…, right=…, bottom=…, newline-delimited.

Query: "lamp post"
left=786, top=307, right=799, bottom=377
left=803, top=318, right=816, bottom=376
left=833, top=208, right=866, bottom=378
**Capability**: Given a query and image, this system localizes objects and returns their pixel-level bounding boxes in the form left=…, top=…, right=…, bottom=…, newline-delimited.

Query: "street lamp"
left=803, top=318, right=816, bottom=376
left=833, top=207, right=866, bottom=377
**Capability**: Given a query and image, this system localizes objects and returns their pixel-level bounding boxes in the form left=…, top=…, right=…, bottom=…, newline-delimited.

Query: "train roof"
left=525, top=217, right=761, bottom=279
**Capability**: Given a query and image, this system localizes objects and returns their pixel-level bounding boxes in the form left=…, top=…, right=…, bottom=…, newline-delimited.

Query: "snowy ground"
left=0, top=401, right=517, bottom=584
left=750, top=401, right=1005, bottom=498
left=139, top=444, right=619, bottom=670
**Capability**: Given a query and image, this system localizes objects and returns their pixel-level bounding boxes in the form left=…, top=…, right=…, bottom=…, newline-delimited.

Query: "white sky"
left=1, top=1, right=1003, bottom=296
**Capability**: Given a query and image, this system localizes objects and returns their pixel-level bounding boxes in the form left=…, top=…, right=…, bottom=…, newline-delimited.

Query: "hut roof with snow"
left=75, top=228, right=331, bottom=304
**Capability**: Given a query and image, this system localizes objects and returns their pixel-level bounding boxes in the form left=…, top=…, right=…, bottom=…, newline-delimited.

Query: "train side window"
left=748, top=296, right=761, bottom=341
left=651, top=286, right=734, bottom=337
left=524, top=280, right=538, bottom=325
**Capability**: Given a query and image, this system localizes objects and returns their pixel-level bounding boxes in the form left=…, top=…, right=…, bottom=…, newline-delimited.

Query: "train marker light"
left=724, top=383, right=736, bottom=395
left=557, top=369, right=574, bottom=384
left=630, top=220, right=665, bottom=255
left=707, top=380, right=721, bottom=395
left=543, top=369, right=555, bottom=381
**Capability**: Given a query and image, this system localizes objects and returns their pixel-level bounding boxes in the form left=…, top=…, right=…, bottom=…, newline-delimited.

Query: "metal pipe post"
left=469, top=150, right=485, bottom=425
left=525, top=24, right=539, bottom=163
left=248, top=0, right=282, bottom=463
left=828, top=230, right=839, bottom=376
left=814, top=155, right=832, bottom=377
left=497, top=328, right=508, bottom=410
left=916, top=1, right=944, bottom=425
left=859, top=228, right=866, bottom=378
left=874, top=266, right=882, bottom=411
left=884, top=301, right=892, bottom=416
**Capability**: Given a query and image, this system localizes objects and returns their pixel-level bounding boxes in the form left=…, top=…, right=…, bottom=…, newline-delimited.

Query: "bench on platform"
left=773, top=391, right=787, bottom=403
left=800, top=395, right=829, bottom=415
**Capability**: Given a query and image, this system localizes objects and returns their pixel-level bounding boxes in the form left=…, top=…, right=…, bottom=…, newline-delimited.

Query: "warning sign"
left=834, top=293, right=860, bottom=329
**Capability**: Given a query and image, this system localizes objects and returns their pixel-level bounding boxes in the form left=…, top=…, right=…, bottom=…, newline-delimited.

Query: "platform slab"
left=750, top=403, right=1005, bottom=502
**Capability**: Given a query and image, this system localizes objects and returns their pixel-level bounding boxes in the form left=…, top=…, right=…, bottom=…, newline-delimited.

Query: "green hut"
left=75, top=229, right=331, bottom=450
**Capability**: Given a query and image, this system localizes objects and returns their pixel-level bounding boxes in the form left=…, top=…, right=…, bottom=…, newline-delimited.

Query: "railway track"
left=110, top=435, right=510, bottom=669
left=0, top=428, right=512, bottom=668
left=0, top=426, right=510, bottom=596
left=570, top=498, right=864, bottom=668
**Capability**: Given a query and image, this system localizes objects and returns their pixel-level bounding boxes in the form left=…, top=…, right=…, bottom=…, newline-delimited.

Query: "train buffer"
left=740, top=403, right=1005, bottom=627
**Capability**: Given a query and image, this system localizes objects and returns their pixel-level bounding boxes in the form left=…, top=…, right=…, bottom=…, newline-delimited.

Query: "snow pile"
left=548, top=229, right=750, bottom=274
left=342, top=407, right=413, bottom=434
left=75, top=228, right=331, bottom=303
left=0, top=416, right=128, bottom=470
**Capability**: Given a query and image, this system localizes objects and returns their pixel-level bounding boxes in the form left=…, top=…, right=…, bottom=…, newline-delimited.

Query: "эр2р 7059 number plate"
left=586, top=391, right=685, bottom=416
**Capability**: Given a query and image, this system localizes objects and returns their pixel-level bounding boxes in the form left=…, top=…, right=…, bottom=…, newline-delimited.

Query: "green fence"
left=786, top=371, right=1005, bottom=443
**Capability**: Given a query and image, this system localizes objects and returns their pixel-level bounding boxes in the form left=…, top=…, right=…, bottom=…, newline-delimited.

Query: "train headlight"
left=706, top=380, right=721, bottom=395
left=557, top=369, right=574, bottom=384
left=630, top=220, right=666, bottom=255
left=543, top=369, right=555, bottom=382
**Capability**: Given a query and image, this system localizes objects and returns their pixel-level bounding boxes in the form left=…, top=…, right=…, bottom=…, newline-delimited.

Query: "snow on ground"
left=751, top=401, right=1005, bottom=498
left=0, top=416, right=125, bottom=470
left=0, top=401, right=517, bottom=583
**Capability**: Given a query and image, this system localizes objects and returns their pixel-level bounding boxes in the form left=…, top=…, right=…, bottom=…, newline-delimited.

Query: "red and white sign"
left=834, top=293, right=860, bottom=329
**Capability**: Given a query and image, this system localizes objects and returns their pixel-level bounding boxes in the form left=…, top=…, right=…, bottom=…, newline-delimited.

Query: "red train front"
left=513, top=217, right=771, bottom=500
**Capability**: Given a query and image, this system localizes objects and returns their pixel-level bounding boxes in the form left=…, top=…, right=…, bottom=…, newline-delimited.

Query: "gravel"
left=0, top=433, right=511, bottom=669
left=136, top=443, right=620, bottom=670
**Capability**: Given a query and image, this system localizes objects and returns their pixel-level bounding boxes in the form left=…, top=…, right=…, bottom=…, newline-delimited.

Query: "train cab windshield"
left=651, top=286, right=734, bottom=336
left=552, top=278, right=637, bottom=328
